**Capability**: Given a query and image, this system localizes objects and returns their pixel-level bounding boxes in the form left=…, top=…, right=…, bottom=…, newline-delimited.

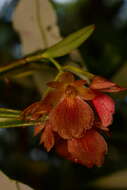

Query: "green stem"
left=0, top=56, right=63, bottom=77
left=0, top=122, right=36, bottom=128
left=0, top=108, right=20, bottom=114
left=0, top=114, right=19, bottom=118
left=49, top=57, right=63, bottom=72
left=0, top=54, right=45, bottom=75
left=63, top=65, right=95, bottom=79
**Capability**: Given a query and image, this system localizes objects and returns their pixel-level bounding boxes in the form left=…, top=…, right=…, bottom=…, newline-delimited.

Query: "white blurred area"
left=0, top=0, right=12, bottom=11
left=115, top=0, right=127, bottom=27
left=53, top=0, right=77, bottom=4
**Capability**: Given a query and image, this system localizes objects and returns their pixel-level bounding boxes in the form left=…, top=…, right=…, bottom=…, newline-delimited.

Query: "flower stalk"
left=63, top=65, right=95, bottom=79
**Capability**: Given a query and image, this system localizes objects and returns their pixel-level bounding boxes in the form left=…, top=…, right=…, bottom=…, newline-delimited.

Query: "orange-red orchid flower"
left=49, top=85, right=94, bottom=139
left=21, top=72, right=127, bottom=168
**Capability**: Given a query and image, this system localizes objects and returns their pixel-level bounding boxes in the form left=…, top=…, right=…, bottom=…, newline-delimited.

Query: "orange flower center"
left=65, top=85, right=78, bottom=97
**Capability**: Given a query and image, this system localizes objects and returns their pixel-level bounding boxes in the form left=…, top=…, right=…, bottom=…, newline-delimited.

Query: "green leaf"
left=0, top=25, right=94, bottom=78
left=0, top=108, right=20, bottom=118
left=0, top=62, right=49, bottom=79
left=0, top=108, right=35, bottom=128
left=42, top=25, right=95, bottom=58
left=0, top=119, right=34, bottom=128
left=0, top=52, right=46, bottom=78
left=0, top=108, right=20, bottom=114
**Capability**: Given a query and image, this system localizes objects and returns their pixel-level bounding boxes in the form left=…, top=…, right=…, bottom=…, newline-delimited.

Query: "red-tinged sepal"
left=90, top=76, right=127, bottom=92
left=100, top=86, right=127, bottom=93
left=40, top=122, right=55, bottom=152
left=90, top=76, right=115, bottom=90
left=21, top=101, right=51, bottom=121
left=68, top=130, right=108, bottom=168
left=92, top=93, right=115, bottom=127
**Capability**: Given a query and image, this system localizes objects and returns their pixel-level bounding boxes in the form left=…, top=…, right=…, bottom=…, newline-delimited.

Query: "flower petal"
left=47, top=72, right=75, bottom=89
left=90, top=76, right=116, bottom=90
left=40, top=122, right=54, bottom=152
left=55, top=139, right=83, bottom=164
left=100, top=86, right=127, bottom=93
left=43, top=89, right=64, bottom=106
left=90, top=76, right=127, bottom=92
left=55, top=140, right=74, bottom=161
left=92, top=93, right=115, bottom=127
left=94, top=120, right=109, bottom=131
left=77, top=87, right=96, bottom=100
left=59, top=72, right=75, bottom=83
left=22, top=89, right=63, bottom=121
left=34, top=124, right=44, bottom=136
left=49, top=96, right=94, bottom=139
left=73, top=80, right=87, bottom=87
left=21, top=101, right=51, bottom=120
left=68, top=130, right=108, bottom=168
left=47, top=81, right=64, bottom=88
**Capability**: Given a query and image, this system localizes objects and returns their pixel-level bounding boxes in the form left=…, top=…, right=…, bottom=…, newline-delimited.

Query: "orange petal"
left=34, top=124, right=44, bottom=136
left=55, top=140, right=74, bottom=162
left=22, top=86, right=64, bottom=121
left=100, top=86, right=127, bottom=92
left=59, top=72, right=75, bottom=83
left=43, top=89, right=64, bottom=106
left=49, top=96, right=94, bottom=139
left=72, top=79, right=96, bottom=100
left=55, top=139, right=83, bottom=164
left=47, top=72, right=75, bottom=89
left=90, top=76, right=116, bottom=90
left=92, top=93, right=115, bottom=127
left=77, top=86, right=96, bottom=100
left=90, top=76, right=127, bottom=92
left=21, top=101, right=50, bottom=121
left=68, top=129, right=108, bottom=168
left=40, top=122, right=54, bottom=152
left=94, top=120, right=109, bottom=131
left=47, top=81, right=64, bottom=88
left=22, top=101, right=41, bottom=117
left=73, top=80, right=87, bottom=87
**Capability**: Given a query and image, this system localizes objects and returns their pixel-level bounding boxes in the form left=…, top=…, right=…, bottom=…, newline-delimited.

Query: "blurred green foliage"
left=0, top=0, right=127, bottom=190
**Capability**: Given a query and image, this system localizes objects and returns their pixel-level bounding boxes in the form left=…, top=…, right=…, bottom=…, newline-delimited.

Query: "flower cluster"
left=22, top=72, right=126, bottom=168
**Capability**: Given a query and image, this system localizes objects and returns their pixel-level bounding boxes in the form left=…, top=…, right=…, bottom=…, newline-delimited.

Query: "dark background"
left=0, top=0, right=127, bottom=189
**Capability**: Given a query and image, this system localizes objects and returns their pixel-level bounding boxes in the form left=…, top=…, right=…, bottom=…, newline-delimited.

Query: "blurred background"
left=0, top=0, right=127, bottom=189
